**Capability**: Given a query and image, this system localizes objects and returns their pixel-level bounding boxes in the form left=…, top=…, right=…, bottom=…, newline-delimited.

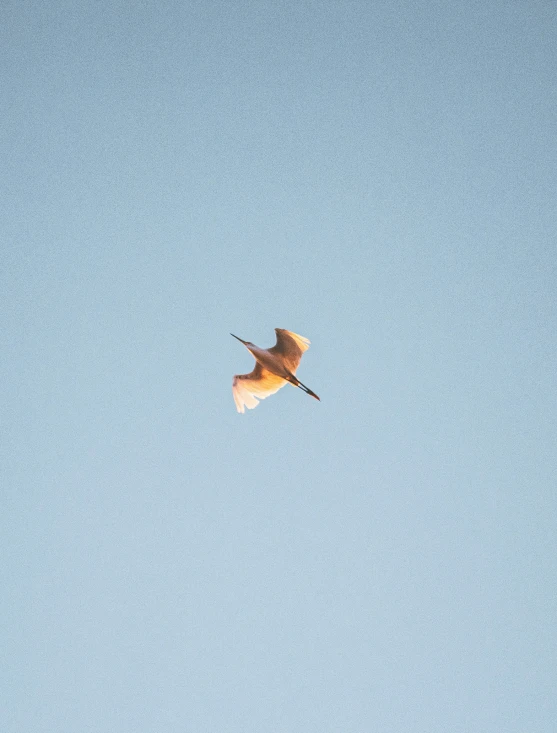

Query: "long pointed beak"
left=230, top=333, right=247, bottom=344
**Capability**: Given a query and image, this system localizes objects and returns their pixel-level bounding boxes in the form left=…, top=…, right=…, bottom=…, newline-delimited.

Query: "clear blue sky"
left=2, top=1, right=556, bottom=731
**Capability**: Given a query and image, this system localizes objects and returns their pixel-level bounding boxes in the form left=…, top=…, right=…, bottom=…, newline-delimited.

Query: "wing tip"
left=232, top=374, right=260, bottom=413
left=275, top=328, right=311, bottom=351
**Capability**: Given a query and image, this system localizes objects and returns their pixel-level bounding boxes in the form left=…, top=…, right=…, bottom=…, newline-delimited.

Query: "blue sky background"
left=2, top=1, right=556, bottom=731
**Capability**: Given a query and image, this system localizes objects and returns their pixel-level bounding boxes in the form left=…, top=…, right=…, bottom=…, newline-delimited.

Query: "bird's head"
left=230, top=333, right=252, bottom=347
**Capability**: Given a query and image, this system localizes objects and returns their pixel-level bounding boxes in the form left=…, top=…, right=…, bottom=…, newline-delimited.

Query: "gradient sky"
left=2, top=1, right=556, bottom=731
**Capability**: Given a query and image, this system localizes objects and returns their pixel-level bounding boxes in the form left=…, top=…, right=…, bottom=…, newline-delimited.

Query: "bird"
left=231, top=328, right=320, bottom=413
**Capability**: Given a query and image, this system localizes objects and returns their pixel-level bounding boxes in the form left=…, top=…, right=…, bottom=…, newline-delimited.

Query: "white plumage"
left=231, top=328, right=320, bottom=413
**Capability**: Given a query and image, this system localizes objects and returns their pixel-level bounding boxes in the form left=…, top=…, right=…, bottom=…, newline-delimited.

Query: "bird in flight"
left=231, top=328, right=320, bottom=413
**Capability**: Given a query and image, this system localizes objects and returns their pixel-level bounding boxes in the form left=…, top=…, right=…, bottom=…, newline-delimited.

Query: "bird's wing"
left=268, top=328, right=311, bottom=373
left=232, top=363, right=287, bottom=413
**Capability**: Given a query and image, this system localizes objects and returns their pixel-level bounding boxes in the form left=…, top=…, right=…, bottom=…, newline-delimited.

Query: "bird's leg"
left=286, top=372, right=320, bottom=402
left=297, top=380, right=321, bottom=401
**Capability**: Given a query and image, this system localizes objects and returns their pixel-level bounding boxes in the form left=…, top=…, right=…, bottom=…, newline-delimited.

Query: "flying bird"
left=231, top=328, right=320, bottom=413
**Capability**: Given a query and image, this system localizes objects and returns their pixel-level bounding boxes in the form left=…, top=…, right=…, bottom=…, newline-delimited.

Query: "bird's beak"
left=230, top=333, right=247, bottom=344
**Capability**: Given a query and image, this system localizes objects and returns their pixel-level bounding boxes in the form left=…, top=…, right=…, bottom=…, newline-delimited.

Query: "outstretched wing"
left=232, top=363, right=287, bottom=413
left=268, top=328, right=311, bottom=373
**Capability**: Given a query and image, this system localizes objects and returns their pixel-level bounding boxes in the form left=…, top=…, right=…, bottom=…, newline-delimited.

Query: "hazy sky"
left=2, top=1, right=556, bottom=731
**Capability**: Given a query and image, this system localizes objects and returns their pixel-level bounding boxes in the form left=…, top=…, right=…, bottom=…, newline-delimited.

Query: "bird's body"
left=231, top=328, right=320, bottom=413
